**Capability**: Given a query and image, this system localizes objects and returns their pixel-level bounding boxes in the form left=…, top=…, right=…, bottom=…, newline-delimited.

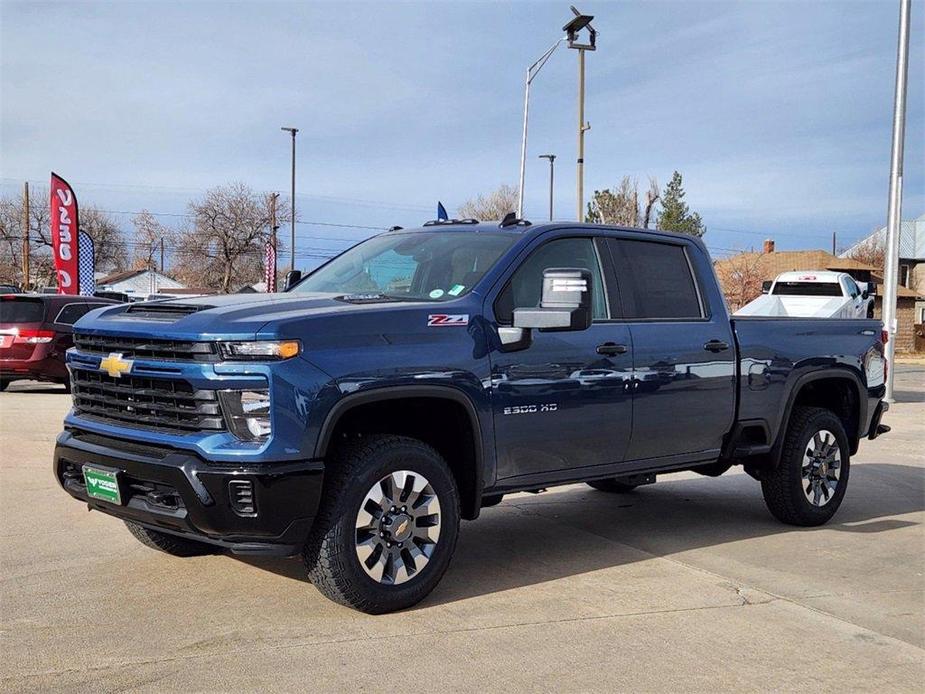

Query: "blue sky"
left=1, top=0, right=923, bottom=265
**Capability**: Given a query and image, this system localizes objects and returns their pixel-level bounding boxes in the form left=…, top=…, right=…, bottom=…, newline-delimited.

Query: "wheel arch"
left=315, top=385, right=485, bottom=520
left=774, top=369, right=866, bottom=461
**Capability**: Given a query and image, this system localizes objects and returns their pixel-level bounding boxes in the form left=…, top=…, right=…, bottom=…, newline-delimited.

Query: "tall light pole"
left=882, top=0, right=911, bottom=403
left=539, top=154, right=556, bottom=220
left=281, top=127, right=298, bottom=270
left=564, top=7, right=596, bottom=222
left=517, top=38, right=566, bottom=218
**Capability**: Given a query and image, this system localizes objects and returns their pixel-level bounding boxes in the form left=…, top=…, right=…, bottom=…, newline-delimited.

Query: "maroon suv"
left=0, top=295, right=117, bottom=391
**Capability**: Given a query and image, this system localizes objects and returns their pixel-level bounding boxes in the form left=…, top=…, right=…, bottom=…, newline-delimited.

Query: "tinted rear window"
left=773, top=282, right=842, bottom=297
left=0, top=298, right=45, bottom=323
left=608, top=239, right=702, bottom=319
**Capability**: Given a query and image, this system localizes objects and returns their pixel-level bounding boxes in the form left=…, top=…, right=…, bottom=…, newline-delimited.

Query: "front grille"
left=74, top=333, right=218, bottom=362
left=72, top=370, right=225, bottom=433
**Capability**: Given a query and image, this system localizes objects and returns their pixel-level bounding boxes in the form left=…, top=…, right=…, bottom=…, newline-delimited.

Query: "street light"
left=281, top=127, right=298, bottom=270
left=564, top=6, right=596, bottom=221
left=517, top=37, right=566, bottom=218
left=539, top=154, right=556, bottom=220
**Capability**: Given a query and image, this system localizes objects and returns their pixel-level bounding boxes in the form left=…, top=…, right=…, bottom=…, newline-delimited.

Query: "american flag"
left=78, top=230, right=95, bottom=296
left=264, top=239, right=277, bottom=292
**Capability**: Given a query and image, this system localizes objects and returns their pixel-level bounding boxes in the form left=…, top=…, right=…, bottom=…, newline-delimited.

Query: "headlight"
left=218, top=340, right=300, bottom=360
left=218, top=390, right=271, bottom=441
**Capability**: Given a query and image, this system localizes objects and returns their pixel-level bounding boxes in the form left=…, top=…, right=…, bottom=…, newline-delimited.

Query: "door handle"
left=703, top=339, right=730, bottom=353
left=596, top=342, right=628, bottom=356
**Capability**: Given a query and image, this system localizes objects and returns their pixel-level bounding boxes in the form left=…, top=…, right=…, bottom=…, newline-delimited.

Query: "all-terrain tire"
left=587, top=478, right=639, bottom=493
left=124, top=521, right=215, bottom=557
left=303, top=435, right=460, bottom=614
left=761, top=406, right=850, bottom=526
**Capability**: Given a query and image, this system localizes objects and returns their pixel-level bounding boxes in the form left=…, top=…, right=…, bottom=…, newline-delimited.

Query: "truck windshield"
left=773, top=282, right=842, bottom=297
left=291, top=231, right=517, bottom=301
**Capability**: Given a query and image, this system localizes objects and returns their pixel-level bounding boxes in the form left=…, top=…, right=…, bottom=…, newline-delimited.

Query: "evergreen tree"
left=657, top=171, right=705, bottom=237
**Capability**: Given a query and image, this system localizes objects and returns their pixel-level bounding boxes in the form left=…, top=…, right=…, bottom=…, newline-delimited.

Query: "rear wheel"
left=761, top=406, right=850, bottom=526
left=0, top=380, right=9, bottom=392
left=587, top=478, right=639, bottom=493
left=124, top=521, right=215, bottom=557
left=303, top=435, right=460, bottom=614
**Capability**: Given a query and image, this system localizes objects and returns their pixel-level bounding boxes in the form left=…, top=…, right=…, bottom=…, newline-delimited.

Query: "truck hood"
left=74, top=292, right=430, bottom=340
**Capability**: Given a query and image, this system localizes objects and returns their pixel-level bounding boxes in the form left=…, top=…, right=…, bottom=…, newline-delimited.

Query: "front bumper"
left=53, top=430, right=324, bottom=556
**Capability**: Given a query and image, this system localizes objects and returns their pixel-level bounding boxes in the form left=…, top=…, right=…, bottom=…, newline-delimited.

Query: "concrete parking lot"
left=1, top=366, right=923, bottom=692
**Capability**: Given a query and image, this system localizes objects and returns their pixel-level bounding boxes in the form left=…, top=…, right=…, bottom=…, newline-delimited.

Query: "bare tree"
left=457, top=184, right=519, bottom=221
left=844, top=235, right=885, bottom=269
left=715, top=251, right=766, bottom=311
left=586, top=177, right=640, bottom=226
left=80, top=206, right=128, bottom=273
left=132, top=210, right=174, bottom=271
left=0, top=189, right=126, bottom=286
left=173, top=183, right=288, bottom=293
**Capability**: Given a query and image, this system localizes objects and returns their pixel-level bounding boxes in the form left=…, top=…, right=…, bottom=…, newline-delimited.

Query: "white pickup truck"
left=736, top=271, right=875, bottom=319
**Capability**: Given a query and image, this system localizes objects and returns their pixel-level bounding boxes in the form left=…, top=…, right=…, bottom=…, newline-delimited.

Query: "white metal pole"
left=882, top=0, right=911, bottom=403
left=517, top=73, right=531, bottom=219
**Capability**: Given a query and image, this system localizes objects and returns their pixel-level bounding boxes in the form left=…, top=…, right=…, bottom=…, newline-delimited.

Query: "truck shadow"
left=234, top=462, right=923, bottom=606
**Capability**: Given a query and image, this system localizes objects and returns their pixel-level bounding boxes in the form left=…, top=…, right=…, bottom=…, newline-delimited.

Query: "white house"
left=96, top=269, right=185, bottom=299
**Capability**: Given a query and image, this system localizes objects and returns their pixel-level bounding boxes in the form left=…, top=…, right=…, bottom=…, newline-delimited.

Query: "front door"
left=489, top=236, right=634, bottom=481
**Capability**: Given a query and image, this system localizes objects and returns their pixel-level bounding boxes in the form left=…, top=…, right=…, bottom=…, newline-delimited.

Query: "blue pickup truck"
left=55, top=219, right=890, bottom=613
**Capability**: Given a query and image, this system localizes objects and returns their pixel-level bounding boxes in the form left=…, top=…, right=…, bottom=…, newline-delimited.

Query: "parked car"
left=0, top=295, right=117, bottom=391
left=54, top=221, right=889, bottom=613
left=0, top=284, right=22, bottom=294
left=737, top=271, right=875, bottom=319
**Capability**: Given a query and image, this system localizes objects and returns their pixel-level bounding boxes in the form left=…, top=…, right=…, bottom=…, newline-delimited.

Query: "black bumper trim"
left=54, top=430, right=324, bottom=554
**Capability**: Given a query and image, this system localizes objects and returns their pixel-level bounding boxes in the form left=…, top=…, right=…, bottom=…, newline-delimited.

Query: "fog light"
left=218, top=390, right=271, bottom=441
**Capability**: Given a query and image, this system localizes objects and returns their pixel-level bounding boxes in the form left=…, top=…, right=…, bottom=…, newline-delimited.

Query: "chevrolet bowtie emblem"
left=99, top=353, right=133, bottom=378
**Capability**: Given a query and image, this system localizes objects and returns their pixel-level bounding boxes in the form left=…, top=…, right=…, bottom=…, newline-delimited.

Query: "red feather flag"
left=50, top=173, right=80, bottom=295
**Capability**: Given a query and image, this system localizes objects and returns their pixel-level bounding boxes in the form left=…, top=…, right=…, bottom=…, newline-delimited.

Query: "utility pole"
left=21, top=182, right=30, bottom=291
left=832, top=231, right=836, bottom=256
left=882, top=0, right=912, bottom=403
left=281, top=127, right=298, bottom=271
left=160, top=238, right=165, bottom=274
left=564, top=7, right=596, bottom=222
left=539, top=154, right=556, bottom=220
left=269, top=192, right=279, bottom=284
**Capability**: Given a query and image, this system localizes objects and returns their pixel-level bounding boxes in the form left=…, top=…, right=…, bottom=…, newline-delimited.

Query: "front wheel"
left=303, top=435, right=460, bottom=614
left=761, top=406, right=850, bottom=526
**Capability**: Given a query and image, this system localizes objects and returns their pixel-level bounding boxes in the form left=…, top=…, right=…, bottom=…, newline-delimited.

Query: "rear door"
left=605, top=237, right=736, bottom=462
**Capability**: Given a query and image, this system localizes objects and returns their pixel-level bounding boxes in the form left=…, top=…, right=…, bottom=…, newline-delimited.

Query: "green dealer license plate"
left=83, top=466, right=122, bottom=505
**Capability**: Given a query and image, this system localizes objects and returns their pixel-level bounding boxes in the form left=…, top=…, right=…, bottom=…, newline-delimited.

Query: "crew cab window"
left=607, top=239, right=702, bottom=319
left=495, top=237, right=608, bottom=325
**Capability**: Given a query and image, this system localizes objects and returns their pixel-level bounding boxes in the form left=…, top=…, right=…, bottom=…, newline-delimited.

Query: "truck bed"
left=731, top=316, right=885, bottom=445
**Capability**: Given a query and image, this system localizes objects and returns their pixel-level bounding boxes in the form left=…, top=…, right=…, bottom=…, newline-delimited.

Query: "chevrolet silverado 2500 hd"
left=55, top=220, right=890, bottom=613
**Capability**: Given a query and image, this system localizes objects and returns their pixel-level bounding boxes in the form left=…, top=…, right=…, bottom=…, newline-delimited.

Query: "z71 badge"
left=427, top=314, right=469, bottom=327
